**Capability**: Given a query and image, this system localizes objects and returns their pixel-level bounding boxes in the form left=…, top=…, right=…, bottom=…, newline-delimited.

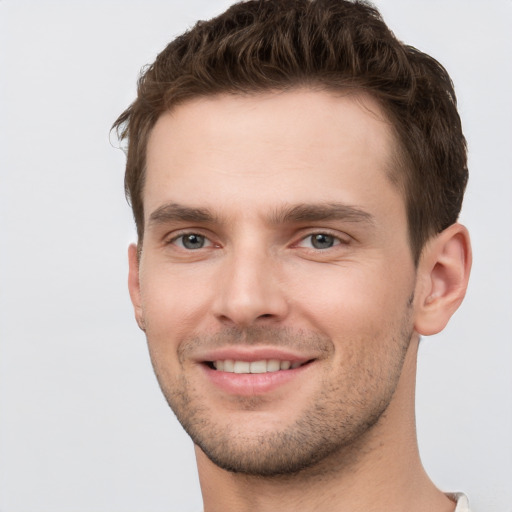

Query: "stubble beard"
left=149, top=314, right=414, bottom=479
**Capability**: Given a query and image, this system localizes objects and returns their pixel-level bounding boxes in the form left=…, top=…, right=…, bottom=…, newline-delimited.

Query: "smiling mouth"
left=205, top=359, right=314, bottom=374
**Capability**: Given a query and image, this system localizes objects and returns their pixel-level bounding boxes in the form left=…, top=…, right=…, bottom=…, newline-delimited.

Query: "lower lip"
left=201, top=363, right=312, bottom=396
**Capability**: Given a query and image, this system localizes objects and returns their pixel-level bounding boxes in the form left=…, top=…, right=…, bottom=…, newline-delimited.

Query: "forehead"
left=144, top=89, right=402, bottom=222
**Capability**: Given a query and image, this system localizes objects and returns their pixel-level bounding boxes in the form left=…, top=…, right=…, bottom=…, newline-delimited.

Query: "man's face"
left=130, top=90, right=418, bottom=476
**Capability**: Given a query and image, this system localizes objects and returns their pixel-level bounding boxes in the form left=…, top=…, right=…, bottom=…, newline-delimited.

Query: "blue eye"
left=296, top=233, right=343, bottom=250
left=175, top=234, right=209, bottom=250
left=310, top=233, right=336, bottom=249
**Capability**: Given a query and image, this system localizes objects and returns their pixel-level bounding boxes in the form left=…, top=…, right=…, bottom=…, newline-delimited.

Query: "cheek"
left=140, top=264, right=215, bottom=346
left=288, top=261, right=412, bottom=333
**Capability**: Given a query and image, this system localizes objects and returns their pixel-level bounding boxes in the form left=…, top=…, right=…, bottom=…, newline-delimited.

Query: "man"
left=113, top=1, right=472, bottom=510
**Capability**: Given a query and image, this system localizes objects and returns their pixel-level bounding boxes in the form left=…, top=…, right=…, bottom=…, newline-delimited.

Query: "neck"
left=196, top=338, right=456, bottom=512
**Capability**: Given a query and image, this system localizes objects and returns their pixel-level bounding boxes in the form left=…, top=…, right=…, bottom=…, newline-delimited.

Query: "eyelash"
left=167, top=231, right=348, bottom=251
left=168, top=232, right=214, bottom=250
left=295, top=232, right=349, bottom=250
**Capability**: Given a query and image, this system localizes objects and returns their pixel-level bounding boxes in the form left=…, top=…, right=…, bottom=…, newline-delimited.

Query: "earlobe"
left=414, top=223, right=472, bottom=336
left=128, top=243, right=146, bottom=332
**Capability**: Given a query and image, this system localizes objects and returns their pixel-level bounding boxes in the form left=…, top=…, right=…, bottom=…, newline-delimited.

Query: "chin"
left=177, top=397, right=388, bottom=478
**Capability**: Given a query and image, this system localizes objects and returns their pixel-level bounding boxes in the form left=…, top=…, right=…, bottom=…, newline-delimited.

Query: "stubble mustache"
left=177, top=325, right=333, bottom=363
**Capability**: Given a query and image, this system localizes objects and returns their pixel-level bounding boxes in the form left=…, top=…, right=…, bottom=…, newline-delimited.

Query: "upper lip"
left=194, top=346, right=318, bottom=364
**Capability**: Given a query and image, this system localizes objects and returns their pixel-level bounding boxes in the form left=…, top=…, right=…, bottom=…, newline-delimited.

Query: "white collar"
left=447, top=492, right=471, bottom=512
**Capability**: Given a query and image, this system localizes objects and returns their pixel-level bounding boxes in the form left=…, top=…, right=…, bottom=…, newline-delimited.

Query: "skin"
left=128, top=90, right=471, bottom=512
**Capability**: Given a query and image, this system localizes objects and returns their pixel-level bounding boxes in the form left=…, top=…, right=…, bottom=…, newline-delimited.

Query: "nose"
left=212, top=249, right=289, bottom=328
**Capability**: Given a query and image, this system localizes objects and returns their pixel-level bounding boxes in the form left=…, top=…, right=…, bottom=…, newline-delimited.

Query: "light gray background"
left=0, top=1, right=511, bottom=511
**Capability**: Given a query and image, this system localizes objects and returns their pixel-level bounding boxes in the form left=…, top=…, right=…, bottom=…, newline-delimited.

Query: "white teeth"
left=234, top=361, right=250, bottom=373
left=280, top=360, right=291, bottom=370
left=211, top=359, right=304, bottom=373
left=249, top=360, right=267, bottom=374
left=267, top=359, right=281, bottom=372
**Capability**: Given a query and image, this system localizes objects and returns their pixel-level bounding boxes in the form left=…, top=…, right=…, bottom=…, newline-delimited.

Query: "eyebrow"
left=148, top=203, right=218, bottom=226
left=269, top=203, right=375, bottom=225
left=148, top=202, right=374, bottom=227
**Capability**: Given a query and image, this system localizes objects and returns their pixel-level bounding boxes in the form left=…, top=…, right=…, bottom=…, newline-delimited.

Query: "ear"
left=414, top=223, right=472, bottom=336
left=128, top=243, right=145, bottom=331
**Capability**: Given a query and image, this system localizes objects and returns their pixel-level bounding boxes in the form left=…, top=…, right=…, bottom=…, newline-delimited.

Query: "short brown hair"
left=113, top=0, right=468, bottom=263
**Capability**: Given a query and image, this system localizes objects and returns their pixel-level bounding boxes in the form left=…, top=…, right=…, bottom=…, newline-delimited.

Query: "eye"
left=298, top=233, right=342, bottom=250
left=172, top=233, right=212, bottom=250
